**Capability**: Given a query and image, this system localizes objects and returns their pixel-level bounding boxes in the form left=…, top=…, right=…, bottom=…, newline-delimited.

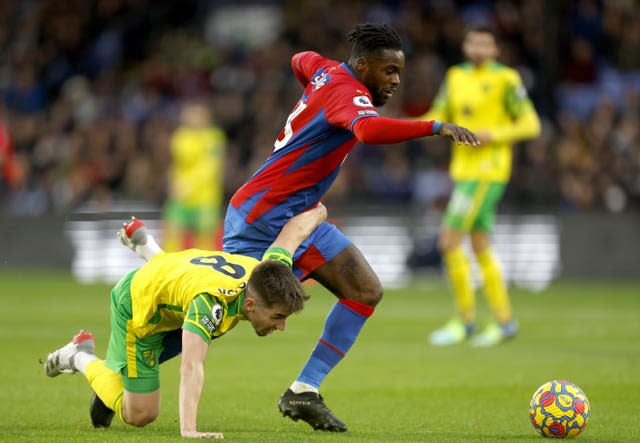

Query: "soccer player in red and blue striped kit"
left=224, top=23, right=479, bottom=432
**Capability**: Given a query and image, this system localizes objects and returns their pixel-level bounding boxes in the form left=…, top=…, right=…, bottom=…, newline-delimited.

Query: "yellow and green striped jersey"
left=129, top=249, right=259, bottom=340
left=168, top=125, right=226, bottom=207
left=421, top=61, right=541, bottom=182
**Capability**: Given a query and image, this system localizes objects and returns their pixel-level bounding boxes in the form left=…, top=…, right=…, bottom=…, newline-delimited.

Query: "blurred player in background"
left=44, top=205, right=327, bottom=439
left=419, top=27, right=541, bottom=347
left=223, top=23, right=479, bottom=432
left=164, top=101, right=226, bottom=251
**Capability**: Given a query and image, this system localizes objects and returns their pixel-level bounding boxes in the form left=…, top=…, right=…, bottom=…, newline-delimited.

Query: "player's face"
left=359, top=49, right=405, bottom=106
left=245, top=297, right=289, bottom=337
left=463, top=31, right=498, bottom=65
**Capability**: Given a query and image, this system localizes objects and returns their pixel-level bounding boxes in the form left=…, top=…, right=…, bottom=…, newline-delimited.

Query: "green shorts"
left=163, top=201, right=219, bottom=231
left=443, top=180, right=506, bottom=233
left=105, top=270, right=164, bottom=393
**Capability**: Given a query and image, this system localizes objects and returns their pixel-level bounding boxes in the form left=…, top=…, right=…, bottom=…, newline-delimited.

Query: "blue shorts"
left=223, top=205, right=351, bottom=279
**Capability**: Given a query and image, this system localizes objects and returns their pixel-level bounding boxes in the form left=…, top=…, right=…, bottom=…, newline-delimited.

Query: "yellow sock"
left=477, top=248, right=512, bottom=323
left=443, top=248, right=475, bottom=323
left=85, top=359, right=125, bottom=421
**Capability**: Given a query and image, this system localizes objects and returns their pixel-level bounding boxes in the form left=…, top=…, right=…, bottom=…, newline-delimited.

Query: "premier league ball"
left=529, top=380, right=590, bottom=438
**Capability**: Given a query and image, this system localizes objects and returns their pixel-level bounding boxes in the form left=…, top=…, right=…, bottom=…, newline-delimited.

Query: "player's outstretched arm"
left=179, top=330, right=223, bottom=439
left=438, top=122, right=481, bottom=146
left=117, top=217, right=164, bottom=261
left=268, top=203, right=327, bottom=256
left=351, top=117, right=480, bottom=146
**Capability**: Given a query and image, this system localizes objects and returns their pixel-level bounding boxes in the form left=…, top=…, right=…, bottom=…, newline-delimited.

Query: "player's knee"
left=125, top=410, right=158, bottom=427
left=354, top=282, right=384, bottom=307
left=439, top=230, right=465, bottom=254
left=123, top=402, right=159, bottom=427
left=370, top=285, right=384, bottom=306
left=471, top=243, right=486, bottom=256
left=438, top=235, right=453, bottom=253
left=438, top=235, right=449, bottom=253
left=470, top=233, right=490, bottom=254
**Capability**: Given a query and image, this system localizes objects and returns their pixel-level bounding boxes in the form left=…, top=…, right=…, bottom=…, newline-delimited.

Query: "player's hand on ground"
left=180, top=430, right=224, bottom=439
left=439, top=122, right=480, bottom=146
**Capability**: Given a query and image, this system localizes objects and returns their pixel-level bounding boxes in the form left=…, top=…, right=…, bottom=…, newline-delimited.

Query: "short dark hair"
left=347, top=23, right=402, bottom=59
left=248, top=260, right=309, bottom=314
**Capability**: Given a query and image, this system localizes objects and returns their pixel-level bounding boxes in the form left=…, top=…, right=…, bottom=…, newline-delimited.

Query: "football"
left=529, top=380, right=590, bottom=438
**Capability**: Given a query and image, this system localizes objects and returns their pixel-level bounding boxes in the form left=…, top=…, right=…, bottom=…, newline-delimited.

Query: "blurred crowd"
left=1, top=0, right=639, bottom=216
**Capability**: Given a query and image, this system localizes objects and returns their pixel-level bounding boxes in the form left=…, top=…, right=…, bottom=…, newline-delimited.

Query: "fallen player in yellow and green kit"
left=44, top=204, right=327, bottom=439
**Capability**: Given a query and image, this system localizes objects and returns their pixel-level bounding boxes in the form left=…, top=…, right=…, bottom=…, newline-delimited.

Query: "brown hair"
left=248, top=261, right=309, bottom=314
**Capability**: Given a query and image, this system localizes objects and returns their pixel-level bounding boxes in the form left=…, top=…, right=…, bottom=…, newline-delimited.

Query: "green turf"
left=0, top=271, right=638, bottom=442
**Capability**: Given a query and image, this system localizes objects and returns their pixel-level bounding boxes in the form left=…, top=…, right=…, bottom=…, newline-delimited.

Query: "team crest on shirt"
left=311, top=71, right=330, bottom=90
left=211, top=304, right=224, bottom=326
left=201, top=304, right=224, bottom=333
left=353, top=95, right=373, bottom=107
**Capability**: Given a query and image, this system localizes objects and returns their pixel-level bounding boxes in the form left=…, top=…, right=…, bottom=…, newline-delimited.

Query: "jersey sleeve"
left=482, top=71, right=541, bottom=144
left=291, top=51, right=328, bottom=87
left=262, top=247, right=293, bottom=267
left=323, top=82, right=379, bottom=131
left=503, top=70, right=530, bottom=119
left=352, top=117, right=437, bottom=144
left=183, top=293, right=225, bottom=343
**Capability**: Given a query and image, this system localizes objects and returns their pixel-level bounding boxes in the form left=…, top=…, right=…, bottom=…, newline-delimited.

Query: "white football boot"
left=117, top=216, right=163, bottom=261
left=429, top=317, right=475, bottom=346
left=45, top=330, right=96, bottom=377
left=117, top=216, right=148, bottom=250
left=470, top=320, right=519, bottom=347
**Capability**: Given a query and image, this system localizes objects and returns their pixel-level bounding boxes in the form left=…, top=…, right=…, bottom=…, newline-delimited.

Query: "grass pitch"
left=0, top=271, right=638, bottom=442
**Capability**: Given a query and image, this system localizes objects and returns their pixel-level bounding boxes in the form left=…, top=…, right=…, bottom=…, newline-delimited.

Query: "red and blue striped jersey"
left=230, top=51, right=379, bottom=233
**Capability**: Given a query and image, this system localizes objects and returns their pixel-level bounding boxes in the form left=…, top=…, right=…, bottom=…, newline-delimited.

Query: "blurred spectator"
left=3, top=63, right=46, bottom=113
left=563, top=37, right=597, bottom=84
left=0, top=0, right=639, bottom=216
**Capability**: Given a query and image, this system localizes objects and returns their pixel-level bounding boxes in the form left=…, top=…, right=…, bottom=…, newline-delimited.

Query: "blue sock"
left=297, top=300, right=374, bottom=388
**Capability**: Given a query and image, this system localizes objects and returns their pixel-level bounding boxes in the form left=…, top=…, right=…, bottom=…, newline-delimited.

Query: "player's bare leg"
left=278, top=245, right=382, bottom=432
left=121, top=390, right=160, bottom=427
left=117, top=217, right=164, bottom=261
left=46, top=331, right=165, bottom=429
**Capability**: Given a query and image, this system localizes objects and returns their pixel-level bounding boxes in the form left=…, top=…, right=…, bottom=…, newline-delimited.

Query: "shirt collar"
left=228, top=290, right=246, bottom=320
left=341, top=62, right=357, bottom=78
